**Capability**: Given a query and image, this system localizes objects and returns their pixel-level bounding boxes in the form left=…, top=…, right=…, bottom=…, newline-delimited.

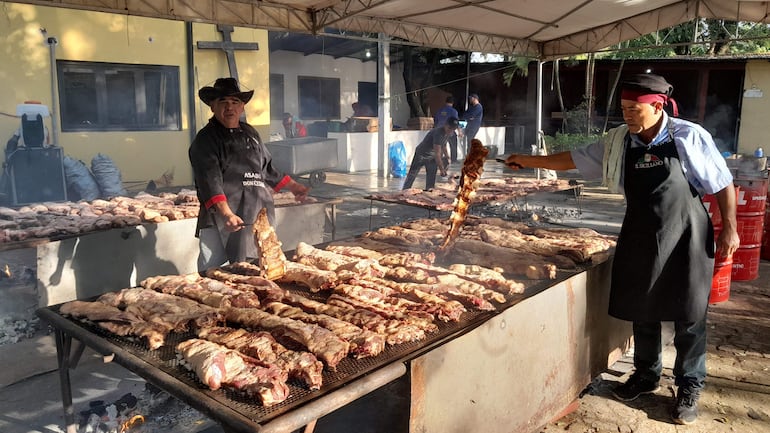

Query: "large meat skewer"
left=438, top=138, right=489, bottom=252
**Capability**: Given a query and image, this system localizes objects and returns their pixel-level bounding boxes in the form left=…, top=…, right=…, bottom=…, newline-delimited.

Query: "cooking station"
left=38, top=255, right=630, bottom=433
left=364, top=178, right=583, bottom=229
left=0, top=198, right=341, bottom=306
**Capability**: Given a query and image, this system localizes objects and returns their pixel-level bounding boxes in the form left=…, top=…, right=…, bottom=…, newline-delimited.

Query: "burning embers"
left=74, top=388, right=212, bottom=433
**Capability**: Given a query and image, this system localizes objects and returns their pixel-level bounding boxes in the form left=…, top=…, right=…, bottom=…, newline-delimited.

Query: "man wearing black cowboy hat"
left=190, top=77, right=309, bottom=269
left=504, top=73, right=739, bottom=425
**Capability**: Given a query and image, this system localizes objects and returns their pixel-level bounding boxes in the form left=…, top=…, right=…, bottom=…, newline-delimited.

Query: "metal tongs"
left=495, top=157, right=523, bottom=169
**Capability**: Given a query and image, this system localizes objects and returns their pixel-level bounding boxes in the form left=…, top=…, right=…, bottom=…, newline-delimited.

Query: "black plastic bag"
left=91, top=153, right=127, bottom=198
left=63, top=156, right=101, bottom=201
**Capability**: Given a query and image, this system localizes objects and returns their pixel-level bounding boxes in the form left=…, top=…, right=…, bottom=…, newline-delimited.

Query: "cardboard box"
left=407, top=117, right=434, bottom=130
left=348, top=117, right=378, bottom=132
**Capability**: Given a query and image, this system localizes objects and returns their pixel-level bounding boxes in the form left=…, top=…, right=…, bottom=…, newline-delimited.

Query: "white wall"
left=267, top=49, right=410, bottom=137
left=330, top=127, right=506, bottom=173
left=269, top=50, right=374, bottom=136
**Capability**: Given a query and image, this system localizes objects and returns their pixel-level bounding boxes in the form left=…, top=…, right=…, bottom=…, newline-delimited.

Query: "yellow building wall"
left=0, top=2, right=269, bottom=190
left=737, top=60, right=770, bottom=156
left=192, top=25, right=271, bottom=137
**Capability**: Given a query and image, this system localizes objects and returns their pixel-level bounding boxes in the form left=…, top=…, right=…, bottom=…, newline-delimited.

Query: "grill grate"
left=41, top=275, right=570, bottom=425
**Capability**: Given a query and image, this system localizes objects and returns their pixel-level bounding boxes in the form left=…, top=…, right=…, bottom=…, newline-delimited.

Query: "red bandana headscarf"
left=620, top=74, right=679, bottom=116
left=620, top=90, right=679, bottom=117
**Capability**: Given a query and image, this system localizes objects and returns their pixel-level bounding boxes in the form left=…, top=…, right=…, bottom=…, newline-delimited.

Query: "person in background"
left=504, top=73, right=739, bottom=426
left=352, top=101, right=375, bottom=117
left=464, top=93, right=483, bottom=144
left=434, top=95, right=460, bottom=163
left=190, top=77, right=309, bottom=270
left=402, top=116, right=459, bottom=191
left=282, top=112, right=307, bottom=139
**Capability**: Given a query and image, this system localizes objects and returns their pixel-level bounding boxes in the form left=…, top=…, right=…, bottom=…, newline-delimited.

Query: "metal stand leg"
left=302, top=419, right=317, bottom=433
left=572, top=185, right=583, bottom=216
left=328, top=203, right=338, bottom=240
left=369, top=200, right=374, bottom=231
left=55, top=329, right=77, bottom=433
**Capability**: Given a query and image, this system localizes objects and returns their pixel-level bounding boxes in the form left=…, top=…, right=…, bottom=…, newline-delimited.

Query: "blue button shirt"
left=571, top=112, right=733, bottom=196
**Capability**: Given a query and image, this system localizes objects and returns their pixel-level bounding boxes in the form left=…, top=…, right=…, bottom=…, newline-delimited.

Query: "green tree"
left=600, top=19, right=770, bottom=59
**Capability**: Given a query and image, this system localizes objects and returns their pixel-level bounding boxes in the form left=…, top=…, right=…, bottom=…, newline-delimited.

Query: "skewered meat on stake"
left=254, top=207, right=287, bottom=280
left=438, top=138, right=489, bottom=252
left=176, top=338, right=290, bottom=406
left=224, top=307, right=350, bottom=369
left=197, top=326, right=324, bottom=390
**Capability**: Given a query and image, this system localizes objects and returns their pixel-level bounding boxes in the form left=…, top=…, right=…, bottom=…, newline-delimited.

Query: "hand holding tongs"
left=495, top=157, right=524, bottom=169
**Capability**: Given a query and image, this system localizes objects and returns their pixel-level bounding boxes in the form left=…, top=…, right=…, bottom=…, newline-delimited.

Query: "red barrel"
left=702, top=193, right=723, bottom=227
left=736, top=212, right=766, bottom=245
left=702, top=186, right=740, bottom=228
left=710, top=256, right=732, bottom=304
left=762, top=206, right=770, bottom=260
left=735, top=178, right=768, bottom=214
left=732, top=245, right=761, bottom=281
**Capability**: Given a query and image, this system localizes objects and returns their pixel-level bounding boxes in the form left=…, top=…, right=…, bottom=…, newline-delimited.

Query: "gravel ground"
left=540, top=261, right=770, bottom=433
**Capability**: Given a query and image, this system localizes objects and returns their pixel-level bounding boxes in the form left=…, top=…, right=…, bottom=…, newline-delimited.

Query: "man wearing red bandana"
left=505, top=73, right=739, bottom=425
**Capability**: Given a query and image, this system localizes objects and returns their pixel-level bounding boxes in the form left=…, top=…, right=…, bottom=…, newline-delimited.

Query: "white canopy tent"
left=15, top=0, right=770, bottom=58
left=15, top=0, right=770, bottom=173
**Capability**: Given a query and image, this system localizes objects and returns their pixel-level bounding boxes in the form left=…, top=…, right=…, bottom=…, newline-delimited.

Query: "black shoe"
left=671, top=386, right=700, bottom=425
left=611, top=375, right=660, bottom=401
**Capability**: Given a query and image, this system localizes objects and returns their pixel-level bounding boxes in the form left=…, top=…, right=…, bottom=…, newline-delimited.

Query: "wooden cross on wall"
left=197, top=25, right=260, bottom=82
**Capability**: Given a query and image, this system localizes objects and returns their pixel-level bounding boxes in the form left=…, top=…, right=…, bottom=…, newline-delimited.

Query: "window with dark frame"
left=298, top=76, right=340, bottom=120
left=270, top=74, right=285, bottom=120
left=57, top=60, right=181, bottom=132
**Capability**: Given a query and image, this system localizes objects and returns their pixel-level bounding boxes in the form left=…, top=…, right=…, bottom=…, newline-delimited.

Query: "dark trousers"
left=448, top=134, right=458, bottom=162
left=632, top=318, right=707, bottom=390
left=402, top=154, right=438, bottom=190
left=465, top=124, right=480, bottom=142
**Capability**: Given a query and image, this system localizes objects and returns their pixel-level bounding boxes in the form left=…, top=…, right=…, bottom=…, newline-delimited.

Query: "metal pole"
left=464, top=53, right=471, bottom=111
left=377, top=33, right=390, bottom=178
left=186, top=22, right=198, bottom=143
left=47, top=37, right=60, bottom=147
left=535, top=60, right=544, bottom=180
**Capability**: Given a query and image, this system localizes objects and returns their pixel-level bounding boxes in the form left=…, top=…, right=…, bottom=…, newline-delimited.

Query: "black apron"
left=609, top=122, right=714, bottom=322
left=193, top=125, right=276, bottom=264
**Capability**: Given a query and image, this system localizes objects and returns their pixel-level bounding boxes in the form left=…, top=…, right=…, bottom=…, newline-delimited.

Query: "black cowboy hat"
left=198, top=77, right=254, bottom=106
